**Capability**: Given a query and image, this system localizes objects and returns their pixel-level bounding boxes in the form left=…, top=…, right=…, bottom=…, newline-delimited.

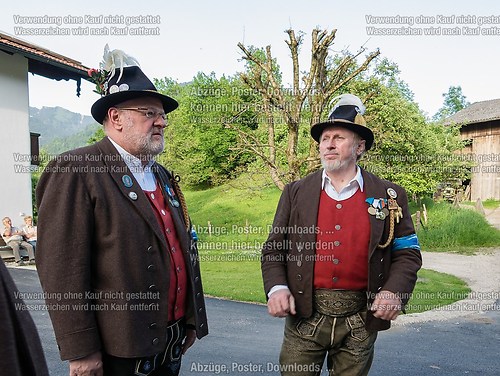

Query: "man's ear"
left=357, top=139, right=366, bottom=155
left=107, top=107, right=123, bottom=131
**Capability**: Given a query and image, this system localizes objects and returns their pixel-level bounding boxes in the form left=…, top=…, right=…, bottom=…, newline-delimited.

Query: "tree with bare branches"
left=231, top=28, right=380, bottom=189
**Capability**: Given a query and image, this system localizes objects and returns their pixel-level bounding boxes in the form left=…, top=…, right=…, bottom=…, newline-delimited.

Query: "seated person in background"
left=2, top=217, right=35, bottom=266
left=22, top=216, right=37, bottom=251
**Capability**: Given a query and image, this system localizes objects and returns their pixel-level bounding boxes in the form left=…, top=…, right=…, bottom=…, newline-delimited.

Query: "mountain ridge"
left=29, top=106, right=100, bottom=154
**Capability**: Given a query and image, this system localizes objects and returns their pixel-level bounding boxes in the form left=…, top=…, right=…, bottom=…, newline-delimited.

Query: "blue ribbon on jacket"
left=392, top=234, right=421, bottom=251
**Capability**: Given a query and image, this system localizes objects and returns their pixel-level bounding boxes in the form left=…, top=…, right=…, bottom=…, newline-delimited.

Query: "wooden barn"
left=445, top=99, right=500, bottom=201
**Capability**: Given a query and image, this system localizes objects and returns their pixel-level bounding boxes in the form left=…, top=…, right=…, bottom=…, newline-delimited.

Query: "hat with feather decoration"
left=310, top=93, right=374, bottom=150
left=90, top=44, right=178, bottom=124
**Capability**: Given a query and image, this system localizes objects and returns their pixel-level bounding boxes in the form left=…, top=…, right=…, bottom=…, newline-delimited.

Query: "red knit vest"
left=314, top=189, right=370, bottom=290
left=145, top=184, right=187, bottom=321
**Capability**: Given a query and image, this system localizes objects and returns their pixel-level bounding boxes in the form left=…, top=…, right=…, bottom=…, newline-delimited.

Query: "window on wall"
left=30, top=132, right=40, bottom=166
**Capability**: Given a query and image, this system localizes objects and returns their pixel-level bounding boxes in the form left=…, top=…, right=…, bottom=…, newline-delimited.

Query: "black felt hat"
left=90, top=65, right=178, bottom=124
left=310, top=94, right=374, bottom=150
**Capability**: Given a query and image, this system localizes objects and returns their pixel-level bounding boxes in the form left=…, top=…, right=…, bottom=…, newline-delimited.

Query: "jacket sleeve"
left=381, top=186, right=422, bottom=306
left=261, top=184, right=292, bottom=297
left=36, top=158, right=101, bottom=360
left=0, top=259, right=50, bottom=375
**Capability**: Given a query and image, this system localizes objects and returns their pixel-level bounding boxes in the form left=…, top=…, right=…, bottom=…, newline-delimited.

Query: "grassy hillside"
left=184, top=182, right=281, bottom=252
left=185, top=182, right=500, bottom=255
left=184, top=182, right=481, bottom=309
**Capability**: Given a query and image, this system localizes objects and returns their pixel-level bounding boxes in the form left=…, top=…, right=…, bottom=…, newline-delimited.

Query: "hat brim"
left=310, top=119, right=374, bottom=150
left=91, top=90, right=178, bottom=124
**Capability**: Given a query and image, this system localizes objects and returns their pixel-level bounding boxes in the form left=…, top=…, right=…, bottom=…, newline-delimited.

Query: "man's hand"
left=371, top=290, right=402, bottom=321
left=69, top=351, right=103, bottom=376
left=182, top=329, right=197, bottom=355
left=267, top=289, right=296, bottom=317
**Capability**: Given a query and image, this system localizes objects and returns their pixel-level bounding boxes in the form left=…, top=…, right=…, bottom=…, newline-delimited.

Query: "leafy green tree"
left=433, top=86, right=470, bottom=121
left=346, top=61, right=468, bottom=198
left=87, top=127, right=105, bottom=144
left=233, top=26, right=469, bottom=196
left=154, top=73, right=258, bottom=188
left=84, top=74, right=257, bottom=188
left=31, top=148, right=52, bottom=219
left=235, top=28, right=380, bottom=189
left=235, top=45, right=469, bottom=197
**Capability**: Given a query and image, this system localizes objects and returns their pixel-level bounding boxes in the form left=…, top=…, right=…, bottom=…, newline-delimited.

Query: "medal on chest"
left=365, top=188, right=403, bottom=223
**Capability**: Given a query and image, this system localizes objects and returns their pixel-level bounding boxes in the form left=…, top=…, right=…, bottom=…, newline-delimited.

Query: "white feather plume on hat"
left=99, top=44, right=141, bottom=84
left=310, top=92, right=373, bottom=149
left=328, top=93, right=366, bottom=117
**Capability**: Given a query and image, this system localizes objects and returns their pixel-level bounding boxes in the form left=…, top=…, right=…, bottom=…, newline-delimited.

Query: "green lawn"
left=406, top=269, right=471, bottom=314
left=199, top=256, right=471, bottom=313
left=200, top=259, right=264, bottom=303
left=185, top=183, right=280, bottom=248
left=461, top=199, right=500, bottom=210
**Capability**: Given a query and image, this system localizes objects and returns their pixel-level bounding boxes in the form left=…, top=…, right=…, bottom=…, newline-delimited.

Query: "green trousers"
left=279, top=310, right=377, bottom=376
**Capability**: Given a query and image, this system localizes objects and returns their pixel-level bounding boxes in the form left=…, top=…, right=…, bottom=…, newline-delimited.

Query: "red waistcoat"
left=314, top=189, right=370, bottom=290
left=145, top=184, right=187, bottom=321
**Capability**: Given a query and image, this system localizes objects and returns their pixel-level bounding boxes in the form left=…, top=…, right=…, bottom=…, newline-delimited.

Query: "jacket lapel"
left=299, top=170, right=322, bottom=225
left=294, top=170, right=322, bottom=252
left=153, top=164, right=190, bottom=247
left=96, top=137, right=168, bottom=249
left=362, top=169, right=387, bottom=257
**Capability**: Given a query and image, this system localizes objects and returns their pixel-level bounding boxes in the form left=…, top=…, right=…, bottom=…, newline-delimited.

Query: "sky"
left=1, top=0, right=499, bottom=118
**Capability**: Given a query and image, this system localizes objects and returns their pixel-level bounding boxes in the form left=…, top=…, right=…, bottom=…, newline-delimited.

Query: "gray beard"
left=137, top=136, right=164, bottom=157
left=320, top=145, right=359, bottom=172
left=321, top=158, right=346, bottom=172
left=124, top=133, right=164, bottom=160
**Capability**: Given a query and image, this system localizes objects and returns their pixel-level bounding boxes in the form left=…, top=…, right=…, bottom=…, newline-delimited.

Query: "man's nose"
left=154, top=117, right=167, bottom=128
left=326, top=139, right=336, bottom=148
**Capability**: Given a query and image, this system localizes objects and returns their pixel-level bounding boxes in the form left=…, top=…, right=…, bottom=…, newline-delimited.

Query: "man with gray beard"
left=36, top=47, right=207, bottom=376
left=261, top=94, right=421, bottom=375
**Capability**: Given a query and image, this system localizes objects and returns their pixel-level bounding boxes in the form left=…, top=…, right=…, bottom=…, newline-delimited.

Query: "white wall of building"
left=0, top=51, right=33, bottom=229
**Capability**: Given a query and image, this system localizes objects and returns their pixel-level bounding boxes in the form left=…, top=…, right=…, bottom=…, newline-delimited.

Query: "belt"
left=314, top=289, right=367, bottom=317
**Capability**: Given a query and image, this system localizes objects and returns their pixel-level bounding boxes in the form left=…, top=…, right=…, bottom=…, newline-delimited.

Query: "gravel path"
left=396, top=205, right=500, bottom=325
left=395, top=248, right=500, bottom=325
left=485, top=207, right=500, bottom=230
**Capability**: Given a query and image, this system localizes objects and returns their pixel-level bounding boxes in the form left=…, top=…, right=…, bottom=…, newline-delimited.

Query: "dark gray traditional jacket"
left=262, top=169, right=422, bottom=331
left=36, top=137, right=208, bottom=360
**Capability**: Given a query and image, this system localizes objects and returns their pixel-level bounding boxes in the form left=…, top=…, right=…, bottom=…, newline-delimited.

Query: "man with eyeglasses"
left=36, top=48, right=208, bottom=376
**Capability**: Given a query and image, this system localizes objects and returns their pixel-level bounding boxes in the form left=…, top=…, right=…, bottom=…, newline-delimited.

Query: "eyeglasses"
left=117, top=107, right=168, bottom=122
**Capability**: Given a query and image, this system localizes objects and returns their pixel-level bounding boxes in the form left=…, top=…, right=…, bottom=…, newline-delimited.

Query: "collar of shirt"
left=321, top=166, right=364, bottom=201
left=108, top=137, right=157, bottom=191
